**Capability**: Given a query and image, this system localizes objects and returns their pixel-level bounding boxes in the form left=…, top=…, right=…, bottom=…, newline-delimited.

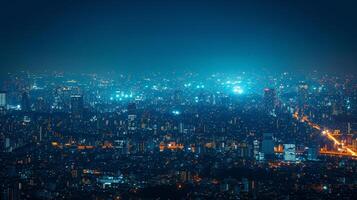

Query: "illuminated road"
left=293, top=111, right=357, bottom=157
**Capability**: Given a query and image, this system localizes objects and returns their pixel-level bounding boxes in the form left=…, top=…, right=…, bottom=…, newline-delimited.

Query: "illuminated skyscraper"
left=0, top=91, right=6, bottom=108
left=0, top=92, right=7, bottom=113
left=127, top=103, right=137, bottom=131
left=253, top=140, right=260, bottom=160
left=284, top=144, right=296, bottom=162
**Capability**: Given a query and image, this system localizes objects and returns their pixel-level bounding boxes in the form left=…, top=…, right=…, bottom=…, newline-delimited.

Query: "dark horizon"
left=1, top=0, right=357, bottom=74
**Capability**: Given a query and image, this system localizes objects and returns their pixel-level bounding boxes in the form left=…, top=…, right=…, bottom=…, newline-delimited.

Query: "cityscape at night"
left=0, top=0, right=357, bottom=199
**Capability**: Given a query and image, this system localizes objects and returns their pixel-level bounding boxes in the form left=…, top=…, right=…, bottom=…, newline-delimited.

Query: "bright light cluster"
left=233, top=86, right=244, bottom=94
left=172, top=110, right=181, bottom=115
left=111, top=91, right=133, bottom=101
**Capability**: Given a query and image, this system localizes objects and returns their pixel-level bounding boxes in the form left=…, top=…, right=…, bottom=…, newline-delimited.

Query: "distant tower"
left=172, top=90, right=183, bottom=105
left=127, top=103, right=137, bottom=131
left=179, top=122, right=184, bottom=134
left=263, top=88, right=276, bottom=112
left=0, top=91, right=6, bottom=113
left=70, top=95, right=84, bottom=116
left=35, top=97, right=46, bottom=112
left=0, top=91, right=6, bottom=107
left=262, top=133, right=274, bottom=158
left=253, top=140, right=260, bottom=160
left=39, top=126, right=43, bottom=142
left=127, top=102, right=137, bottom=115
left=297, top=83, right=309, bottom=109
left=21, top=91, right=31, bottom=112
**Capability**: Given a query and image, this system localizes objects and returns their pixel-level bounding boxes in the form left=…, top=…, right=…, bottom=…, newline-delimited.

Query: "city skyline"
left=0, top=1, right=356, bottom=199
left=0, top=70, right=356, bottom=199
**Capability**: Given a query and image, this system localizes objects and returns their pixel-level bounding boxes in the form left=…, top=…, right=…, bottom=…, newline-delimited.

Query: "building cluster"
left=0, top=71, right=356, bottom=199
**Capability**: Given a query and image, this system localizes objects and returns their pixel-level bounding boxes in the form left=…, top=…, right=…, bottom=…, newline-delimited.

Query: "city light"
left=2, top=71, right=356, bottom=199
left=172, top=110, right=181, bottom=115
left=233, top=86, right=244, bottom=94
left=196, top=85, right=205, bottom=89
left=297, top=114, right=357, bottom=157
left=2, top=0, right=357, bottom=198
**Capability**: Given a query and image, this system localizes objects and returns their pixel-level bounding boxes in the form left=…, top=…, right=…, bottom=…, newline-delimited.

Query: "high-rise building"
left=179, top=122, right=184, bottom=134
left=242, top=178, right=249, bottom=192
left=35, top=97, right=46, bottom=112
left=127, top=103, right=137, bottom=131
left=253, top=140, right=260, bottom=160
left=263, top=88, right=276, bottom=112
left=39, top=126, right=43, bottom=142
left=262, top=133, right=274, bottom=158
left=284, top=144, right=296, bottom=162
left=127, top=102, right=137, bottom=115
left=128, top=115, right=136, bottom=131
left=21, top=91, right=31, bottom=112
left=172, top=90, right=183, bottom=105
left=307, top=145, right=318, bottom=161
left=297, top=83, right=309, bottom=109
left=0, top=91, right=6, bottom=108
left=4, top=138, right=11, bottom=152
left=70, top=95, right=84, bottom=115
left=258, top=152, right=265, bottom=161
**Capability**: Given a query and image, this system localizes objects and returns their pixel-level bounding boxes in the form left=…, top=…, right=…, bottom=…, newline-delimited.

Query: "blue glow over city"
left=0, top=0, right=356, bottom=199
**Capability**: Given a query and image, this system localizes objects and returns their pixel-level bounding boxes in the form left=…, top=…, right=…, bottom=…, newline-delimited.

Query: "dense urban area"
left=0, top=71, right=356, bottom=199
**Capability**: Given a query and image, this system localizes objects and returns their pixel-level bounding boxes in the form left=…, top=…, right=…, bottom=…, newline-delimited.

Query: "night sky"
left=1, top=0, right=357, bottom=74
